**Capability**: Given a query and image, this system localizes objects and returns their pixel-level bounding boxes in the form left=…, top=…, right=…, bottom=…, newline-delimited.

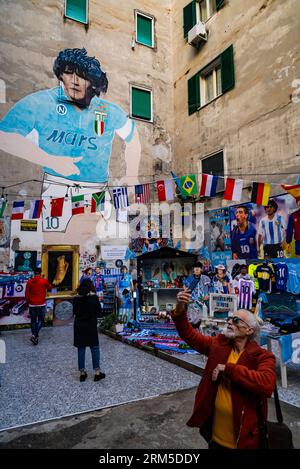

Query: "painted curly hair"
left=53, top=48, right=108, bottom=96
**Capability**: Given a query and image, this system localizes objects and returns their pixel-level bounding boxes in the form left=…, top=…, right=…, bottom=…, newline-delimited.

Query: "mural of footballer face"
left=53, top=48, right=108, bottom=107
left=61, top=68, right=91, bottom=103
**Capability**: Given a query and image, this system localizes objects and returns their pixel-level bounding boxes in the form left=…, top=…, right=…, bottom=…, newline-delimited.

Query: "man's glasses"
left=227, top=316, right=251, bottom=328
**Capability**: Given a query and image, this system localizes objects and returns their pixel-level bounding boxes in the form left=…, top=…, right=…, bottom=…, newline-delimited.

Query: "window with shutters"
left=130, top=85, right=153, bottom=122
left=65, top=0, right=88, bottom=24
left=200, top=151, right=224, bottom=192
left=200, top=59, right=222, bottom=105
left=199, top=0, right=217, bottom=22
left=135, top=11, right=154, bottom=48
left=187, top=45, right=234, bottom=114
left=183, top=0, right=224, bottom=38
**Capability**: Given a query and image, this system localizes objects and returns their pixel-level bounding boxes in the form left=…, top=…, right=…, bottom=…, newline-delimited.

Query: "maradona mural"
left=0, top=48, right=141, bottom=233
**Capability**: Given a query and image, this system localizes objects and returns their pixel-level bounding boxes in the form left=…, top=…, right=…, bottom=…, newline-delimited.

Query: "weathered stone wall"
left=0, top=0, right=174, bottom=184
left=0, top=0, right=174, bottom=267
left=172, top=0, right=300, bottom=209
left=0, top=0, right=299, bottom=269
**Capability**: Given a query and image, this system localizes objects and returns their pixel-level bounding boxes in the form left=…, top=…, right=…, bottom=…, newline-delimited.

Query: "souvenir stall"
left=1, top=164, right=299, bottom=386
left=118, top=194, right=300, bottom=386
left=136, top=247, right=197, bottom=319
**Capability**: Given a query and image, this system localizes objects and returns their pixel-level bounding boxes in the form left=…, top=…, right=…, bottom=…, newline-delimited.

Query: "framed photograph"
left=41, top=245, right=79, bottom=295
left=14, top=251, right=37, bottom=272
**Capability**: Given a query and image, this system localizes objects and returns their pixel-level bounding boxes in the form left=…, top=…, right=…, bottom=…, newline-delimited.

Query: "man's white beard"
left=223, top=327, right=237, bottom=339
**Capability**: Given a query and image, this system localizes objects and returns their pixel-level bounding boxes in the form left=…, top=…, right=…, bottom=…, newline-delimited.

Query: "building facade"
left=0, top=0, right=299, bottom=270
left=173, top=0, right=300, bottom=209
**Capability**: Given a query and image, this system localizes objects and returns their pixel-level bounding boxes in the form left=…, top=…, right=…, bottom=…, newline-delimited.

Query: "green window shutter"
left=216, top=0, right=225, bottom=10
left=132, top=88, right=152, bottom=120
left=65, top=0, right=87, bottom=24
left=221, top=45, right=235, bottom=94
left=183, top=1, right=197, bottom=38
left=188, top=73, right=200, bottom=115
left=137, top=14, right=153, bottom=47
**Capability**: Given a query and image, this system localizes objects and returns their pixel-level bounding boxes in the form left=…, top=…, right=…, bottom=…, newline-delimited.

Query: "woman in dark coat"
left=73, top=279, right=106, bottom=382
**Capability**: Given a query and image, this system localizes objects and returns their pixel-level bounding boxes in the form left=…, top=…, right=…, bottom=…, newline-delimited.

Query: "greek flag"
left=113, top=187, right=129, bottom=209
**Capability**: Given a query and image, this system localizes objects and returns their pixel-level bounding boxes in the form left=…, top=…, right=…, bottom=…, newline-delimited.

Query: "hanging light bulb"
left=0, top=187, right=5, bottom=201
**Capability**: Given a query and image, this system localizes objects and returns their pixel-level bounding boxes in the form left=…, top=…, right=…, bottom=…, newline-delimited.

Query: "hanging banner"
left=208, top=208, right=232, bottom=267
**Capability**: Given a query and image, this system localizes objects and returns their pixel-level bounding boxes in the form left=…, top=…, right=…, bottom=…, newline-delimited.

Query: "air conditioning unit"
left=188, top=22, right=207, bottom=48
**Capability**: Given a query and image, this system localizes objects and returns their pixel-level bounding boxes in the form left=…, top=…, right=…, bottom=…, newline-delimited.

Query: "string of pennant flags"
left=0, top=172, right=299, bottom=221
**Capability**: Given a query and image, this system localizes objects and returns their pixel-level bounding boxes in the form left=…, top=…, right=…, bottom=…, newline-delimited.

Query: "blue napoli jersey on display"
left=287, top=263, right=300, bottom=295
left=0, top=87, right=134, bottom=183
left=118, top=273, right=132, bottom=289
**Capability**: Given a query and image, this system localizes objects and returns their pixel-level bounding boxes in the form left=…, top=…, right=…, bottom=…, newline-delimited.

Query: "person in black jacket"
left=73, top=279, right=106, bottom=382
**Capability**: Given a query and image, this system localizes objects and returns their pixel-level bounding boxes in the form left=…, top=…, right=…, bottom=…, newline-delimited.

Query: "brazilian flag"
left=180, top=174, right=198, bottom=196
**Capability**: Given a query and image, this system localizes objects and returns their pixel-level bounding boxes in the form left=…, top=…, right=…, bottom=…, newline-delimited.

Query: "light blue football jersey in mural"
left=0, top=87, right=135, bottom=183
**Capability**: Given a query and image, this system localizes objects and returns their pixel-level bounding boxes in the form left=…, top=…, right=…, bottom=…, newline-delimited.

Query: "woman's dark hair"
left=193, top=261, right=203, bottom=269
left=53, top=48, right=108, bottom=96
left=77, top=279, right=96, bottom=296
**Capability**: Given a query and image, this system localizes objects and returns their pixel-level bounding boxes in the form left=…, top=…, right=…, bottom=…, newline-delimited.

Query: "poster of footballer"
left=229, top=194, right=297, bottom=260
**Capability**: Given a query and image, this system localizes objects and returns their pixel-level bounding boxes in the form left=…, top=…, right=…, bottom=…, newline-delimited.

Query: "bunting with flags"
left=281, top=184, right=300, bottom=201
left=156, top=180, right=174, bottom=202
left=199, top=174, right=218, bottom=197
left=180, top=174, right=198, bottom=196
left=91, top=191, right=105, bottom=213
left=29, top=199, right=43, bottom=219
left=224, top=178, right=243, bottom=202
left=11, top=201, right=25, bottom=220
left=0, top=199, right=7, bottom=218
left=51, top=197, right=64, bottom=217
left=251, top=182, right=271, bottom=206
left=113, top=187, right=129, bottom=209
left=171, top=171, right=184, bottom=197
left=72, top=194, right=85, bottom=215
left=135, top=184, right=150, bottom=204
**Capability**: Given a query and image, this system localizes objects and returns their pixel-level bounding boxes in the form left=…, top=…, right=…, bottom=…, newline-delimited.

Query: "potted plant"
left=99, top=313, right=127, bottom=333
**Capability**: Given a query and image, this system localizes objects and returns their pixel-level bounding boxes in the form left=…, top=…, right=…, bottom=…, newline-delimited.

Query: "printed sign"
left=209, top=293, right=237, bottom=317
left=101, top=245, right=127, bottom=260
left=20, top=220, right=38, bottom=231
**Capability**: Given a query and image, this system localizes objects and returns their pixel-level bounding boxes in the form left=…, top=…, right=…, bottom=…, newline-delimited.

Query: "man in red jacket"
left=172, top=288, right=276, bottom=449
left=25, top=268, right=52, bottom=345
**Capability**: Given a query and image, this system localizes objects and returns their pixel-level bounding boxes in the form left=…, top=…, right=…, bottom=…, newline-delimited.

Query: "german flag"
left=251, top=182, right=270, bottom=206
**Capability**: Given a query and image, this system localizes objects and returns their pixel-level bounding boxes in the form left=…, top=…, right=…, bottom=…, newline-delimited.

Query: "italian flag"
left=71, top=195, right=85, bottom=215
